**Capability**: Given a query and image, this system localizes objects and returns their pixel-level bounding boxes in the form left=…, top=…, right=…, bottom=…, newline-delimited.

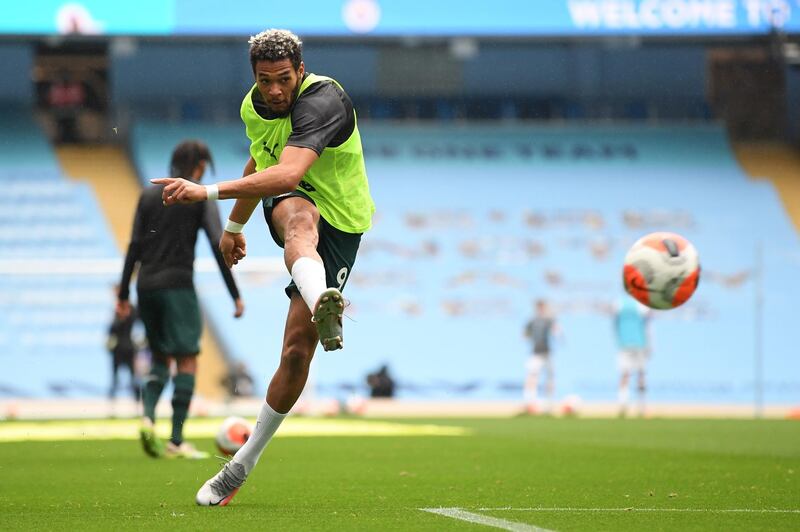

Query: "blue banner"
left=4, top=1, right=800, bottom=36
left=3, top=0, right=173, bottom=35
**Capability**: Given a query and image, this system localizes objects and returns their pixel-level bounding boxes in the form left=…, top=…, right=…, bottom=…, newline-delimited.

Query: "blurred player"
left=613, top=295, right=652, bottom=417
left=107, top=284, right=140, bottom=403
left=367, top=364, right=396, bottom=398
left=152, top=29, right=374, bottom=505
left=522, top=299, right=561, bottom=415
left=117, top=140, right=245, bottom=459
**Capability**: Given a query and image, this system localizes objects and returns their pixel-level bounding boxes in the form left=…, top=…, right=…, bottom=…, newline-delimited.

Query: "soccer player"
left=151, top=29, right=374, bottom=506
left=613, top=295, right=652, bottom=417
left=107, top=284, right=140, bottom=403
left=117, top=140, right=245, bottom=459
left=522, top=299, right=560, bottom=415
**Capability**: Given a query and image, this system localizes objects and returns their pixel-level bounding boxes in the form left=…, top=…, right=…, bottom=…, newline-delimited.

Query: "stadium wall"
left=3, top=38, right=794, bottom=130
left=0, top=43, right=33, bottom=104
left=787, top=64, right=800, bottom=142
left=109, top=42, right=709, bottom=115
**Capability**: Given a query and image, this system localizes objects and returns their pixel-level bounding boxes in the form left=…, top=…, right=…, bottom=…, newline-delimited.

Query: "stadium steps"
left=55, top=145, right=229, bottom=400
left=55, top=145, right=141, bottom=251
left=735, top=142, right=800, bottom=234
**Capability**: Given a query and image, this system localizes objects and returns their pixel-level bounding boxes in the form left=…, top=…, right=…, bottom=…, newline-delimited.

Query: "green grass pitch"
left=1, top=417, right=798, bottom=531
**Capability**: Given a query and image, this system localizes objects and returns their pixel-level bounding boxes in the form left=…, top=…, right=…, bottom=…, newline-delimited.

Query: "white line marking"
left=478, top=507, right=800, bottom=514
left=0, top=257, right=283, bottom=275
left=421, top=508, right=555, bottom=532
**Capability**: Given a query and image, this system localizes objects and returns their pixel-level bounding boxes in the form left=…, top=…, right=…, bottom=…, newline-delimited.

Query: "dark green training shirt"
left=118, top=185, right=240, bottom=301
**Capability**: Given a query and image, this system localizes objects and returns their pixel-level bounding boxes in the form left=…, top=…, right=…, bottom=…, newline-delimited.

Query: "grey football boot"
left=313, top=287, right=345, bottom=351
left=196, top=461, right=247, bottom=506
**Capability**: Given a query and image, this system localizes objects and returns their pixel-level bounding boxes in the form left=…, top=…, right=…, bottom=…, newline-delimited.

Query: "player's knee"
left=285, top=211, right=317, bottom=240
left=175, top=356, right=197, bottom=374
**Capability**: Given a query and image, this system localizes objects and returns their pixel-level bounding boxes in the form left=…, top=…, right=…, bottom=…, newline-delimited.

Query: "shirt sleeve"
left=118, top=193, right=147, bottom=301
left=287, top=82, right=348, bottom=155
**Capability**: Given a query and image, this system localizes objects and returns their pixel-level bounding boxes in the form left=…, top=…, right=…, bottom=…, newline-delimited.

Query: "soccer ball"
left=623, top=232, right=700, bottom=310
left=215, top=416, right=252, bottom=456
left=560, top=394, right=582, bottom=417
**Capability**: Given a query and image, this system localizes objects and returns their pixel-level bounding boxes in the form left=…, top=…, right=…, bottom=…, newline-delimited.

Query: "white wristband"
left=205, top=184, right=219, bottom=201
left=225, top=219, right=245, bottom=234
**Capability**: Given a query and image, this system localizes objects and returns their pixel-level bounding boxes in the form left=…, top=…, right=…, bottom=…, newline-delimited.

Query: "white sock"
left=618, top=386, right=630, bottom=410
left=523, top=380, right=537, bottom=403
left=291, top=257, right=328, bottom=313
left=232, top=401, right=287, bottom=475
left=544, top=391, right=554, bottom=414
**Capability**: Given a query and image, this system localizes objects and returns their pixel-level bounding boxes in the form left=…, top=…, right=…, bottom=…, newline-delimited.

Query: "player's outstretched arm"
left=217, top=146, right=318, bottom=199
left=151, top=147, right=318, bottom=205
left=151, top=177, right=208, bottom=205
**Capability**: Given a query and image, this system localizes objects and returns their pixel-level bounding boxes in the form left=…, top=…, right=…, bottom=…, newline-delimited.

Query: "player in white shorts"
left=523, top=299, right=561, bottom=415
left=617, top=347, right=649, bottom=374
left=613, top=296, right=652, bottom=417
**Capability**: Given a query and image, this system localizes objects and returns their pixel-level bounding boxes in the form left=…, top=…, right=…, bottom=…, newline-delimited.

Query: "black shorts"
left=262, top=191, right=362, bottom=298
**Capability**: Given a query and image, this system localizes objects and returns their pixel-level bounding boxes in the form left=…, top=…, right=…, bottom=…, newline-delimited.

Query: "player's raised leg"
left=277, top=196, right=345, bottom=351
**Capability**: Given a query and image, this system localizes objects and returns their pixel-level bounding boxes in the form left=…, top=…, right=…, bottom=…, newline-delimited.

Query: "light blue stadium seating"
left=131, top=121, right=800, bottom=405
left=0, top=108, right=63, bottom=179
left=0, top=113, right=120, bottom=398
left=4, top=115, right=798, bottom=404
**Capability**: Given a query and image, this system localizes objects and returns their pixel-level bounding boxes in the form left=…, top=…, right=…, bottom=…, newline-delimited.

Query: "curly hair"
left=169, top=140, right=214, bottom=180
left=248, top=29, right=303, bottom=71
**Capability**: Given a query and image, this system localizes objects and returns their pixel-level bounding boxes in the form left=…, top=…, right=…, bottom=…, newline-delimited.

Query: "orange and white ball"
left=215, top=416, right=253, bottom=456
left=623, top=232, right=700, bottom=310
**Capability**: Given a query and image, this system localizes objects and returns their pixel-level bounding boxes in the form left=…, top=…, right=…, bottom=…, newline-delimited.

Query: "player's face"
left=254, top=59, right=304, bottom=115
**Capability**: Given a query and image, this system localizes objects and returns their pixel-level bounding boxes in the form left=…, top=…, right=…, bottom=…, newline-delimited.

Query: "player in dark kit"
left=118, top=140, right=244, bottom=459
left=107, top=284, right=140, bottom=402
left=152, top=29, right=375, bottom=506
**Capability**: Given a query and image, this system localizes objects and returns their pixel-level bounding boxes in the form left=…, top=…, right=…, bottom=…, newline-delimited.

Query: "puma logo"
left=262, top=142, right=279, bottom=161
left=298, top=180, right=316, bottom=192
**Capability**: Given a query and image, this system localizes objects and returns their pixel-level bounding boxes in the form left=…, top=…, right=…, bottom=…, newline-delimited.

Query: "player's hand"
left=233, top=298, right=245, bottom=318
left=151, top=177, right=207, bottom=205
left=116, top=299, right=131, bottom=319
left=220, top=231, right=247, bottom=268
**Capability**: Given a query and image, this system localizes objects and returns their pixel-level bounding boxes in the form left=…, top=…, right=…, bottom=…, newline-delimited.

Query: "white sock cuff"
left=290, top=257, right=324, bottom=276
left=232, top=400, right=288, bottom=474
left=263, top=400, right=289, bottom=419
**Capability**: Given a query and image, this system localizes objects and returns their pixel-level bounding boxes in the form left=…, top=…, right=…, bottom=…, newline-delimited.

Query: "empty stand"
left=4, top=117, right=797, bottom=403
left=0, top=114, right=120, bottom=398
left=131, top=121, right=800, bottom=405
